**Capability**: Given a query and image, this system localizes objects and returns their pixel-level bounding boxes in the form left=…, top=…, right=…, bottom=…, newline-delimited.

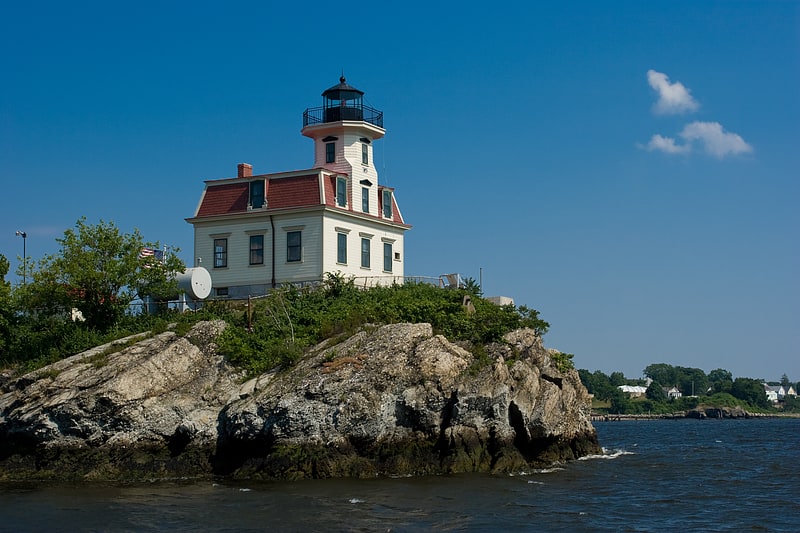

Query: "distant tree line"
left=578, top=364, right=798, bottom=414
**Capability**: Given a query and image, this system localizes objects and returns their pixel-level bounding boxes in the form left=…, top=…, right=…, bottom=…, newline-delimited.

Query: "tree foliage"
left=643, top=363, right=708, bottom=397
left=577, top=369, right=627, bottom=401
left=581, top=363, right=782, bottom=414
left=17, top=217, right=184, bottom=331
left=731, top=377, right=770, bottom=409
left=643, top=363, right=678, bottom=388
left=2, top=219, right=187, bottom=369
left=0, top=255, right=14, bottom=358
left=646, top=380, right=667, bottom=402
left=708, top=368, right=733, bottom=394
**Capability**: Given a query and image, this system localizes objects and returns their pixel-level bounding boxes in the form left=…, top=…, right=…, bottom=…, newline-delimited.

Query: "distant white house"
left=763, top=384, right=793, bottom=403
left=663, top=386, right=682, bottom=400
left=765, top=387, right=777, bottom=402
left=618, top=385, right=648, bottom=398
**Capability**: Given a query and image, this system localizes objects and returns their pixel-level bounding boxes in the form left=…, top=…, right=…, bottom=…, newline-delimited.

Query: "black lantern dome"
left=303, top=76, right=383, bottom=128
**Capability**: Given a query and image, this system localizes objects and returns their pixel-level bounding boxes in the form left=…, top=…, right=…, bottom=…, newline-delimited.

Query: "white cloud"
left=642, top=134, right=692, bottom=154
left=647, top=69, right=699, bottom=115
left=679, top=121, right=753, bottom=158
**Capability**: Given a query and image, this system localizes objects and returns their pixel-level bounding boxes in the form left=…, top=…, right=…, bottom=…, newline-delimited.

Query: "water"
left=1, top=418, right=798, bottom=531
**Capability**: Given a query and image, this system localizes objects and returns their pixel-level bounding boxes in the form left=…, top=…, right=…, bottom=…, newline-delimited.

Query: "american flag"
left=139, top=247, right=165, bottom=263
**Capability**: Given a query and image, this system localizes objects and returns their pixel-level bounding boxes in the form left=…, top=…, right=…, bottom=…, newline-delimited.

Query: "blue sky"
left=1, top=1, right=797, bottom=381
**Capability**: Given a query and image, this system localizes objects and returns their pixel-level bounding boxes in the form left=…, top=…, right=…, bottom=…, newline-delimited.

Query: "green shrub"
left=5, top=275, right=551, bottom=378
left=550, top=351, right=575, bottom=373
left=214, top=280, right=549, bottom=377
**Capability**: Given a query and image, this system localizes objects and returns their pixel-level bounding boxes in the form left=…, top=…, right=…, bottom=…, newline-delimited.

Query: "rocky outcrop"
left=0, top=321, right=599, bottom=481
left=685, top=406, right=750, bottom=419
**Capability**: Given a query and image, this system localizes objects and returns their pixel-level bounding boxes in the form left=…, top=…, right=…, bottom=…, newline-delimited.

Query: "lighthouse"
left=187, top=78, right=409, bottom=298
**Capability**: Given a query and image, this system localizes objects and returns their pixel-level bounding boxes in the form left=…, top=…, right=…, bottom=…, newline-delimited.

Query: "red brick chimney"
left=238, top=163, right=253, bottom=178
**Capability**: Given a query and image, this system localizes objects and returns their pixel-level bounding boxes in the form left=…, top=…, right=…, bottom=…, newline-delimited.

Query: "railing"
left=303, top=104, right=384, bottom=128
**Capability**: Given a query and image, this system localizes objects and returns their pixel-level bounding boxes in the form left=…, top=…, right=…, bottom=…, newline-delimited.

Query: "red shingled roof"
left=196, top=182, right=248, bottom=217
left=193, top=171, right=408, bottom=227
left=268, top=175, right=320, bottom=209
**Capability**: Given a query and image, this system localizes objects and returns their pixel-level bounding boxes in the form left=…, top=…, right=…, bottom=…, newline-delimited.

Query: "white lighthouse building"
left=186, top=78, right=410, bottom=298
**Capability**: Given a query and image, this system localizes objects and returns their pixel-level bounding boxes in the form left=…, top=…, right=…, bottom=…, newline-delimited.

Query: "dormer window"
left=382, top=190, right=393, bottom=218
left=336, top=177, right=347, bottom=207
left=249, top=180, right=265, bottom=209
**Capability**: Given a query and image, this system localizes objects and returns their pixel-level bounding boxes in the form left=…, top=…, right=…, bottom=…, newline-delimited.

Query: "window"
left=249, top=180, right=265, bottom=209
left=362, top=187, right=369, bottom=213
left=326, top=142, right=335, bottom=163
left=361, top=237, right=370, bottom=268
left=287, top=231, right=302, bottom=262
left=362, top=143, right=368, bottom=165
left=216, top=287, right=228, bottom=297
left=382, top=190, right=393, bottom=218
left=336, top=177, right=347, bottom=207
left=249, top=235, right=264, bottom=265
left=213, top=238, right=227, bottom=268
left=383, top=242, right=392, bottom=273
left=337, top=233, right=347, bottom=264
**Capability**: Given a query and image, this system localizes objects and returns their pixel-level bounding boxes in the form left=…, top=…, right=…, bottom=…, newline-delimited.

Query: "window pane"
left=326, top=142, right=335, bottom=163
left=287, top=231, right=302, bottom=262
left=383, top=242, right=392, bottom=272
left=337, top=233, right=347, bottom=264
left=249, top=180, right=265, bottom=209
left=250, top=235, right=264, bottom=265
left=336, top=177, right=347, bottom=207
left=361, top=238, right=370, bottom=268
left=382, top=190, right=392, bottom=218
left=362, top=143, right=368, bottom=165
left=362, top=187, right=369, bottom=213
left=214, top=238, right=227, bottom=268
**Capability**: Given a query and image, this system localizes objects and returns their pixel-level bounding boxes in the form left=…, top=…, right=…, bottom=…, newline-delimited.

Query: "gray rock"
left=686, top=405, right=750, bottom=419
left=0, top=321, right=599, bottom=480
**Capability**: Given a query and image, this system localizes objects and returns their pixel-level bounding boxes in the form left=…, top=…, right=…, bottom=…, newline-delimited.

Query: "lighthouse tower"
left=302, top=77, right=385, bottom=217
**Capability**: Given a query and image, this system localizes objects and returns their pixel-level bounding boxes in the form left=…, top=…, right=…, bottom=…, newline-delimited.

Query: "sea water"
left=1, top=418, right=798, bottom=531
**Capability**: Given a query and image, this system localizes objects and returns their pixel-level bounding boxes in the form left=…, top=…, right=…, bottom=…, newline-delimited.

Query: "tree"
left=644, top=363, right=678, bottom=388
left=731, top=377, right=770, bottom=409
left=783, top=395, right=800, bottom=413
left=577, top=369, right=615, bottom=400
left=609, top=387, right=631, bottom=414
left=780, top=374, right=791, bottom=389
left=609, top=371, right=627, bottom=387
left=646, top=380, right=667, bottom=402
left=591, top=370, right=615, bottom=400
left=0, top=254, right=14, bottom=358
left=462, top=277, right=483, bottom=297
left=676, top=367, right=708, bottom=397
left=19, top=218, right=184, bottom=331
left=709, top=368, right=733, bottom=394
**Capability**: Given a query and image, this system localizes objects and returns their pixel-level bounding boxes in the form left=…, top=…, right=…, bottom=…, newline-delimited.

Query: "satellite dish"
left=175, top=267, right=212, bottom=300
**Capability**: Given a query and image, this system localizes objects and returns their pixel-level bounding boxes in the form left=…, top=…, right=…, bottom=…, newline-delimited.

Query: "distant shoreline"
left=592, top=412, right=800, bottom=422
